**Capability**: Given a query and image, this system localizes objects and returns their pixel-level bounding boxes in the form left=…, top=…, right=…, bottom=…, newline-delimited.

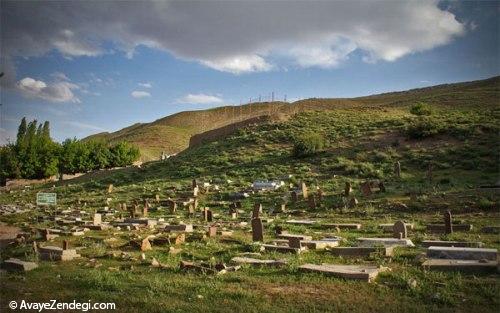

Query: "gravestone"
left=108, top=184, right=114, bottom=194
left=252, top=218, right=264, bottom=242
left=155, top=194, right=160, bottom=203
left=174, top=233, right=185, bottom=245
left=360, top=182, right=372, bottom=196
left=344, top=182, right=352, bottom=197
left=193, top=198, right=199, bottom=210
left=348, top=197, right=358, bottom=208
left=192, top=179, right=198, bottom=189
left=317, top=189, right=324, bottom=202
left=444, top=210, right=453, bottom=234
left=141, top=238, right=152, bottom=251
left=143, top=206, right=148, bottom=217
left=208, top=226, right=217, bottom=238
left=63, top=240, right=69, bottom=250
left=394, top=161, right=401, bottom=178
left=253, top=204, right=262, bottom=219
left=167, top=200, right=177, bottom=213
left=288, top=237, right=301, bottom=249
left=308, top=196, right=316, bottom=209
left=188, top=204, right=195, bottom=216
left=291, top=191, right=298, bottom=203
left=378, top=181, right=386, bottom=193
left=93, top=213, right=102, bottom=225
left=393, top=220, right=407, bottom=239
left=301, top=182, right=308, bottom=199
left=193, top=186, right=199, bottom=197
left=206, top=209, right=213, bottom=222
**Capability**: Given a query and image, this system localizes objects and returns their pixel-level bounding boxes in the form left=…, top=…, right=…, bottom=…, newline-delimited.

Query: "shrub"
left=410, top=102, right=433, bottom=116
left=292, top=132, right=325, bottom=157
left=405, top=117, right=442, bottom=139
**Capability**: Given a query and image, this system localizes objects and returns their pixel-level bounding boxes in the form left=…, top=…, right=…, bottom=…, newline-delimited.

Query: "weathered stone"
left=230, top=257, right=287, bottom=267
left=252, top=218, right=264, bottom=242
left=261, top=244, right=303, bottom=254
left=308, top=196, right=317, bottom=209
left=38, top=246, right=80, bottom=261
left=426, top=246, right=497, bottom=261
left=93, top=213, right=102, bottom=225
left=2, top=258, right=38, bottom=272
left=322, top=223, right=361, bottom=230
left=421, top=240, right=483, bottom=248
left=444, top=210, right=453, bottom=234
left=422, top=259, right=498, bottom=273
left=344, top=182, right=352, bottom=197
left=141, top=238, right=152, bottom=251
left=252, top=204, right=262, bottom=219
left=165, top=224, right=193, bottom=233
left=288, top=237, right=302, bottom=249
left=277, top=233, right=312, bottom=241
left=301, top=182, right=308, bottom=199
left=357, top=238, right=415, bottom=247
left=348, top=197, right=358, bottom=208
left=330, top=246, right=394, bottom=257
left=426, top=224, right=472, bottom=233
left=394, top=161, right=401, bottom=178
left=207, top=226, right=217, bottom=238
left=393, top=220, right=407, bottom=239
left=107, top=184, right=113, bottom=194
left=360, top=182, right=372, bottom=196
left=299, top=264, right=389, bottom=282
left=174, top=233, right=186, bottom=245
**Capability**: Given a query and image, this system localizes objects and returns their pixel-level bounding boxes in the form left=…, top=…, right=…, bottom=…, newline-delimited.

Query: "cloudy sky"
left=1, top=0, right=498, bottom=144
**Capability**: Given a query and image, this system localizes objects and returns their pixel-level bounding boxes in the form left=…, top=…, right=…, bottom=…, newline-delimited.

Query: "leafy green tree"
left=109, top=141, right=140, bottom=167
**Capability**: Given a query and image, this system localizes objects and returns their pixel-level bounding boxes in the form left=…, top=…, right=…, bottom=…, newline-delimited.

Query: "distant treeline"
left=0, top=118, right=140, bottom=184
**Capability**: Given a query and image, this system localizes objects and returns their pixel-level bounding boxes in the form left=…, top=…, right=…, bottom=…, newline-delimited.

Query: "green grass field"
left=1, top=77, right=499, bottom=312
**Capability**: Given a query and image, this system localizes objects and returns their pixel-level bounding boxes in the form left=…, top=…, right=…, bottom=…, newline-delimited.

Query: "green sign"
left=37, top=193, right=57, bottom=206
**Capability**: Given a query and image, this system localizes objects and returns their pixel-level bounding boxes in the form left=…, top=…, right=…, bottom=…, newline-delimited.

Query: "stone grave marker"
left=93, top=213, right=102, bottom=225
left=141, top=238, right=152, bottom=251
left=155, top=194, right=160, bottom=203
left=167, top=200, right=177, bottom=213
left=62, top=240, right=69, bottom=250
left=344, top=182, right=352, bottom=197
left=253, top=203, right=262, bottom=219
left=108, top=184, right=114, bottom=194
left=192, top=179, right=198, bottom=189
left=393, top=220, right=407, bottom=239
left=252, top=218, right=264, bottom=242
left=394, top=161, right=401, bottom=178
left=360, top=182, right=372, bottom=196
left=288, top=237, right=301, bottom=249
left=208, top=226, right=217, bottom=238
left=193, top=186, right=199, bottom=197
left=175, top=233, right=186, bottom=245
left=308, top=196, right=317, bottom=209
left=348, top=197, right=358, bottom=208
left=301, top=182, right=308, bottom=199
left=444, top=210, right=453, bottom=234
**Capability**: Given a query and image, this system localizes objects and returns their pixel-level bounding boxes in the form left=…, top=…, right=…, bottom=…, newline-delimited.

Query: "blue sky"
left=1, top=0, right=498, bottom=144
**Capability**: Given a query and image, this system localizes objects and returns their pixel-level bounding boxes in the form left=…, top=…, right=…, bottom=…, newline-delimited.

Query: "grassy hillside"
left=1, top=77, right=499, bottom=313
left=84, top=76, right=500, bottom=161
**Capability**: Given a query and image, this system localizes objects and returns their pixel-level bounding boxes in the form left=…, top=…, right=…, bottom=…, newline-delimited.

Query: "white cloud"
left=177, top=93, right=224, bottom=104
left=138, top=82, right=152, bottom=88
left=17, top=77, right=81, bottom=103
left=62, top=121, right=109, bottom=132
left=1, top=1, right=465, bottom=75
left=131, top=90, right=151, bottom=98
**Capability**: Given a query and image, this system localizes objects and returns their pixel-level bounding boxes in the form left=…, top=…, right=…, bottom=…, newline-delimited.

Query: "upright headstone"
left=393, top=220, right=407, bottom=239
left=360, top=182, right=372, bottom=196
left=142, top=205, right=148, bottom=217
left=252, top=218, right=264, bottom=242
left=93, top=213, right=102, bottom=225
left=62, top=240, right=69, bottom=250
left=394, top=161, right=401, bottom=178
left=301, top=182, right=308, bottom=199
left=206, top=209, right=213, bottom=222
left=188, top=204, right=195, bottom=217
left=252, top=203, right=262, bottom=219
left=193, top=186, right=199, bottom=197
left=155, top=194, right=160, bottom=203
left=141, top=238, right=152, bottom=251
left=444, top=210, right=453, bottom=234
left=308, top=196, right=316, bottom=209
left=167, top=200, right=177, bottom=213
left=208, top=226, right=217, bottom=238
left=344, top=182, right=352, bottom=197
left=192, top=179, right=198, bottom=189
left=108, top=184, right=114, bottom=194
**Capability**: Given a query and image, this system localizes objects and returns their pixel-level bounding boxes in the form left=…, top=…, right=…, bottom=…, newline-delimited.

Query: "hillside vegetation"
left=85, top=76, right=500, bottom=161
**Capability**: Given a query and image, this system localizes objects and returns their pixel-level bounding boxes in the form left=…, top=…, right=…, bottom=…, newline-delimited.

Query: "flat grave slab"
left=379, top=223, right=414, bottom=232
left=38, top=246, right=81, bottom=261
left=230, top=257, right=287, bottom=267
left=2, top=258, right=38, bottom=272
left=329, top=246, right=394, bottom=257
left=426, top=246, right=497, bottom=261
left=164, top=224, right=194, bottom=233
left=422, top=259, right=498, bottom=273
left=481, top=226, right=500, bottom=234
left=276, top=234, right=312, bottom=241
left=261, top=244, right=304, bottom=254
left=299, top=264, right=388, bottom=282
left=421, top=240, right=483, bottom=248
left=301, top=240, right=340, bottom=250
left=286, top=220, right=316, bottom=225
left=321, top=223, right=361, bottom=230
left=426, top=224, right=473, bottom=233
left=357, top=238, right=415, bottom=247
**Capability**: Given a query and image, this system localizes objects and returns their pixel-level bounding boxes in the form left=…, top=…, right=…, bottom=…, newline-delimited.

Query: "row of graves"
left=2, top=179, right=499, bottom=283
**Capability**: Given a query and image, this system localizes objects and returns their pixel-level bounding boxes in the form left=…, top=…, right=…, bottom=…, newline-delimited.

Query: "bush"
left=292, top=132, right=325, bottom=157
left=410, top=102, right=433, bottom=116
left=405, top=117, right=442, bottom=139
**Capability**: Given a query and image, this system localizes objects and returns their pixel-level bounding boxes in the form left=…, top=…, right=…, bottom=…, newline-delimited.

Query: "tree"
left=109, top=141, right=140, bottom=167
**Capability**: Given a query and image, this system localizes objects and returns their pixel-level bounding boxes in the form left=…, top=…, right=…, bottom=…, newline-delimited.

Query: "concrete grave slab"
left=322, top=223, right=362, bottom=230
left=426, top=246, right=497, bottom=261
left=421, top=240, right=483, bottom=248
left=357, top=238, right=415, bottom=247
left=422, top=259, right=498, bottom=273
left=2, top=258, right=38, bottom=272
left=329, top=246, right=394, bottom=257
left=230, top=257, right=288, bottom=267
left=299, top=264, right=389, bottom=282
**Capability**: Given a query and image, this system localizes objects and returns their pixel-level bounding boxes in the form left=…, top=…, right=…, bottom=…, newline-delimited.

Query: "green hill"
left=84, top=76, right=500, bottom=161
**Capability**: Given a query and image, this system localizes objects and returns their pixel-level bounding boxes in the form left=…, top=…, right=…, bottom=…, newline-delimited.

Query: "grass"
left=1, top=77, right=500, bottom=312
